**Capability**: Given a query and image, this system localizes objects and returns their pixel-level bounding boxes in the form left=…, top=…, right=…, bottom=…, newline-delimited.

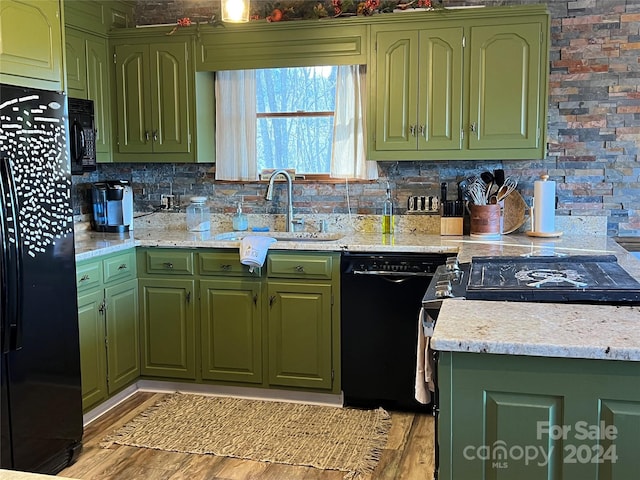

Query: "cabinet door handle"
left=118, top=263, right=128, bottom=270
left=470, top=122, right=477, bottom=133
left=152, top=130, right=158, bottom=142
left=294, top=265, right=305, bottom=273
left=220, top=264, right=232, bottom=271
left=80, top=274, right=90, bottom=282
left=98, top=300, right=106, bottom=314
left=186, top=291, right=191, bottom=303
left=269, top=295, right=276, bottom=307
left=419, top=125, right=425, bottom=137
left=409, top=125, right=417, bottom=137
left=253, top=294, right=258, bottom=306
left=163, top=262, right=174, bottom=269
left=145, top=131, right=150, bottom=142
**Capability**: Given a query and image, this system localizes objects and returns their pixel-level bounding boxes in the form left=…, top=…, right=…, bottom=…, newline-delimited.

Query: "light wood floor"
left=59, top=392, right=435, bottom=480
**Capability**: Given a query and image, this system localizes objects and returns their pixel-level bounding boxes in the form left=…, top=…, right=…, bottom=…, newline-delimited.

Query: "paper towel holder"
left=526, top=174, right=563, bottom=238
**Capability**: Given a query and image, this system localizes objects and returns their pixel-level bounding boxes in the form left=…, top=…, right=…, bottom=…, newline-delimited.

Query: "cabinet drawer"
left=199, top=252, right=260, bottom=277
left=103, top=251, right=136, bottom=284
left=76, top=262, right=103, bottom=292
left=144, top=250, right=194, bottom=275
left=267, top=253, right=333, bottom=280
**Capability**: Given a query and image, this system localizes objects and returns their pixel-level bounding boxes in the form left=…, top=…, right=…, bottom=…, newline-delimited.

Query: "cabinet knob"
left=294, top=265, right=305, bottom=273
left=220, top=264, right=232, bottom=271
left=163, top=262, right=174, bottom=269
left=118, top=263, right=128, bottom=270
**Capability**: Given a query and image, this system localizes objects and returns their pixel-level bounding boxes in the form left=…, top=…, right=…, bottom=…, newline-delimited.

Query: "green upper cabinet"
left=65, top=29, right=87, bottom=97
left=65, top=0, right=135, bottom=35
left=468, top=23, right=542, bottom=152
left=0, top=0, right=64, bottom=89
left=86, top=36, right=113, bottom=161
left=372, top=27, right=463, bottom=153
left=369, top=6, right=549, bottom=161
left=197, top=22, right=367, bottom=71
left=65, top=27, right=113, bottom=162
left=112, top=38, right=193, bottom=161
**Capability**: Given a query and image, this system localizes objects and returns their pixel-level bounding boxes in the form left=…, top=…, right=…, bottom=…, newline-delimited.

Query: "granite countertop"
left=431, top=300, right=640, bottom=361
left=74, top=221, right=640, bottom=362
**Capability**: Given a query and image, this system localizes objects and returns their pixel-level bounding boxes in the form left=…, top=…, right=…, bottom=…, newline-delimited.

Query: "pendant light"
left=221, top=0, right=250, bottom=23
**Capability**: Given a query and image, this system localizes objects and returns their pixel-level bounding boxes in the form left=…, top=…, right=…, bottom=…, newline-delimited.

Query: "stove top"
left=423, top=255, right=640, bottom=306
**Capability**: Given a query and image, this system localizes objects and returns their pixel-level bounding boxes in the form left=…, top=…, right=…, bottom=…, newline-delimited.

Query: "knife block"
left=440, top=217, right=463, bottom=236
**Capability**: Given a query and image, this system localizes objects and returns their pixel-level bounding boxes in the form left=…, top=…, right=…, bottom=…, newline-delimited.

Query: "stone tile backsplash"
left=71, top=0, right=640, bottom=237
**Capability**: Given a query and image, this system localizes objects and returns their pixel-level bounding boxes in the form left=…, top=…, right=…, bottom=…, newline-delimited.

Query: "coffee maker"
left=91, top=180, right=134, bottom=232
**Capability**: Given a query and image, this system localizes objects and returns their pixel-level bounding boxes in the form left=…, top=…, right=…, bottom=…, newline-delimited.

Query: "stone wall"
left=72, top=0, right=640, bottom=236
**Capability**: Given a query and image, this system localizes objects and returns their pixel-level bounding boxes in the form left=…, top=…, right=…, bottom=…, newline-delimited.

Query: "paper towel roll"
left=533, top=175, right=556, bottom=233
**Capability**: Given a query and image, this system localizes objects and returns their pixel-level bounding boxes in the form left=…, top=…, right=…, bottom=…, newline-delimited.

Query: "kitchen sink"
left=213, top=231, right=344, bottom=242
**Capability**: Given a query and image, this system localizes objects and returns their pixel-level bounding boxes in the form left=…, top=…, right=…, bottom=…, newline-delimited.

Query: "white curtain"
left=214, top=70, right=258, bottom=181
left=330, top=65, right=378, bottom=180
left=215, top=66, right=376, bottom=181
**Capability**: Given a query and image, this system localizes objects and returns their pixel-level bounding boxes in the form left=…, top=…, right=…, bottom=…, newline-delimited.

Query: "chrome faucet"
left=265, top=169, right=295, bottom=232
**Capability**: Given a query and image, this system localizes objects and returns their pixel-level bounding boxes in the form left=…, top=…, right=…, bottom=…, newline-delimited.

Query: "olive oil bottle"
left=382, top=182, right=394, bottom=234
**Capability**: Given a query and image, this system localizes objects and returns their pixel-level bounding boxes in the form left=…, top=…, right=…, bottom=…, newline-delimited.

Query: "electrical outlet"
left=161, top=194, right=175, bottom=210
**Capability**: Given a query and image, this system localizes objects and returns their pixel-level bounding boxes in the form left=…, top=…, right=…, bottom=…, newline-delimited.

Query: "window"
left=256, top=66, right=336, bottom=175
left=215, top=65, right=377, bottom=181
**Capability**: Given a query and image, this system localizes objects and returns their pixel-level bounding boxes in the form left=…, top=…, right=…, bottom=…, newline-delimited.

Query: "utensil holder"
left=470, top=204, right=501, bottom=236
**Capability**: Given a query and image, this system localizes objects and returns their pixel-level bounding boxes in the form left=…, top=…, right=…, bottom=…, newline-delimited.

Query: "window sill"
left=215, top=176, right=375, bottom=184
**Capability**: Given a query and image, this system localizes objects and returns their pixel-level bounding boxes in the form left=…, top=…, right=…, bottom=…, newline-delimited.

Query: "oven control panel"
left=422, top=259, right=470, bottom=308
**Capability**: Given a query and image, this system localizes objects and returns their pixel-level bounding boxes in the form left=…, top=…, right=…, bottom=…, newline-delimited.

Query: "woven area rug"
left=102, top=393, right=391, bottom=479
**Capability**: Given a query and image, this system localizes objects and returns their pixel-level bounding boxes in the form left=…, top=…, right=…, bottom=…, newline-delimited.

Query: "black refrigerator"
left=1, top=84, right=83, bottom=473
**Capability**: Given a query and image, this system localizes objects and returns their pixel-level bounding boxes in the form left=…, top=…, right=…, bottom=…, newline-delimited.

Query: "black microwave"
left=68, top=97, right=97, bottom=175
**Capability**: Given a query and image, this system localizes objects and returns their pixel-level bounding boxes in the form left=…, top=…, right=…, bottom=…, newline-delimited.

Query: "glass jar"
left=186, top=196, right=210, bottom=232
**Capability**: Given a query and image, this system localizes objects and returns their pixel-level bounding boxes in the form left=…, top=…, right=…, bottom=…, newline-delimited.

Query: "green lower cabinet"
left=77, top=290, right=108, bottom=411
left=200, top=278, right=263, bottom=384
left=139, top=278, right=196, bottom=379
left=105, top=278, right=139, bottom=393
left=266, top=282, right=333, bottom=390
left=438, top=351, right=640, bottom=480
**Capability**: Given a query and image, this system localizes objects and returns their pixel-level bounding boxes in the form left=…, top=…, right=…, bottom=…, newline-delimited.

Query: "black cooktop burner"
left=466, top=255, right=640, bottom=304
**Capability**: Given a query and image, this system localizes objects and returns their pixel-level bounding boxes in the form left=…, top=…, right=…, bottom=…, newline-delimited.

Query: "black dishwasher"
left=340, top=252, right=446, bottom=411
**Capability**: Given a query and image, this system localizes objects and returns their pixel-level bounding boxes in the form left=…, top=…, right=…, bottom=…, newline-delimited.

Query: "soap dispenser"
left=232, top=203, right=248, bottom=231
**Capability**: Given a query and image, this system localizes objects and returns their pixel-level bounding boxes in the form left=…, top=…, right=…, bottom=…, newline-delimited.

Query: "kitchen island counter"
left=431, top=300, right=640, bottom=361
